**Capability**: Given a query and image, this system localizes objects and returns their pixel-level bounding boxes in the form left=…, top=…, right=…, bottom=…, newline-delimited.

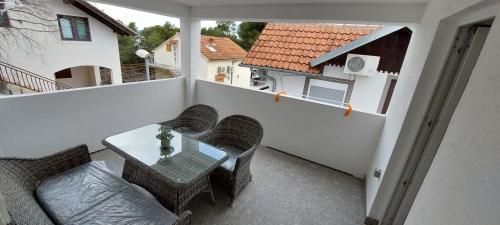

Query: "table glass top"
left=103, top=124, right=227, bottom=187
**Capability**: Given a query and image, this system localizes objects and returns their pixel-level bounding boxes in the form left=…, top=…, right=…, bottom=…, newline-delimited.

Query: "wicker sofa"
left=0, top=145, right=191, bottom=225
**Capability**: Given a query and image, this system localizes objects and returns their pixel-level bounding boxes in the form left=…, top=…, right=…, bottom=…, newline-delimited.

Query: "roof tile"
left=200, top=35, right=247, bottom=60
left=242, top=23, right=380, bottom=74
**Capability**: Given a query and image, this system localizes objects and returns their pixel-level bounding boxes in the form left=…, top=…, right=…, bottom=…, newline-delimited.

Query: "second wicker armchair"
left=162, top=104, right=219, bottom=136
left=196, top=115, right=264, bottom=204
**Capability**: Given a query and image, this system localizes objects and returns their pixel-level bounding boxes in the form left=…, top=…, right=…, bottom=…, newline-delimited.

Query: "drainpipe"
left=252, top=69, right=277, bottom=92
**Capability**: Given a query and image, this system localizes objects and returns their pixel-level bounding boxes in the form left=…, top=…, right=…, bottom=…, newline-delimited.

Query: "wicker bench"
left=0, top=145, right=191, bottom=225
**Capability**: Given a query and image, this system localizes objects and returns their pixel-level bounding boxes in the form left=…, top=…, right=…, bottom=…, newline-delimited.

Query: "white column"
left=92, top=66, right=101, bottom=86
left=180, top=17, right=201, bottom=107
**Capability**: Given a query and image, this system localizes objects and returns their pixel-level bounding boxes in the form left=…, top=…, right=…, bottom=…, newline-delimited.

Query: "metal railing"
left=0, top=61, right=71, bottom=92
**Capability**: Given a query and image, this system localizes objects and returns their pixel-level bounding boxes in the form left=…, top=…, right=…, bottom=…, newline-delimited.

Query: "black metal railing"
left=0, top=61, right=71, bottom=92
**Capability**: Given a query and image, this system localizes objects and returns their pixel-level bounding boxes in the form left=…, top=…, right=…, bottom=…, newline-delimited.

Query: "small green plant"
left=157, top=125, right=174, bottom=149
left=156, top=125, right=174, bottom=140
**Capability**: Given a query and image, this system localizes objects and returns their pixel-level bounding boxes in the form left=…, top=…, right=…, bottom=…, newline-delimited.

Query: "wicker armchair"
left=197, top=115, right=263, bottom=204
left=162, top=104, right=218, bottom=136
left=0, top=145, right=191, bottom=225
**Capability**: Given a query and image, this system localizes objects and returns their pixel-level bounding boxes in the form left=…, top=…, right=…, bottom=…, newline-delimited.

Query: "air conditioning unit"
left=217, top=66, right=226, bottom=74
left=343, top=54, right=380, bottom=76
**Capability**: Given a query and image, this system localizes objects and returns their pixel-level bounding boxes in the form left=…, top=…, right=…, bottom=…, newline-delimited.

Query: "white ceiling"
left=169, top=0, right=428, bottom=6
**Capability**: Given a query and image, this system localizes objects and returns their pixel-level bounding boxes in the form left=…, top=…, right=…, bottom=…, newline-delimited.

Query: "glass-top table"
left=103, top=124, right=229, bottom=213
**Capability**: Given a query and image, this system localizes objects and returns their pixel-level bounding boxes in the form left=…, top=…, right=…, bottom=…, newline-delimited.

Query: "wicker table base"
left=122, top=160, right=215, bottom=214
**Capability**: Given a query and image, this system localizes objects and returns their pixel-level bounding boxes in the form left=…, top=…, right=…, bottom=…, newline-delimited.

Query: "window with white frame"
left=307, top=79, right=349, bottom=106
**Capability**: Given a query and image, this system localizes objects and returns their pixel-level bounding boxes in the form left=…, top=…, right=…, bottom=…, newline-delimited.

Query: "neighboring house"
left=153, top=33, right=251, bottom=87
left=241, top=23, right=411, bottom=113
left=0, top=0, right=135, bottom=94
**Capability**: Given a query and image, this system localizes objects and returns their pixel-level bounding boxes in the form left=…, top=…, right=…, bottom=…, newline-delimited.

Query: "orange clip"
left=275, top=91, right=288, bottom=102
left=344, top=103, right=353, bottom=117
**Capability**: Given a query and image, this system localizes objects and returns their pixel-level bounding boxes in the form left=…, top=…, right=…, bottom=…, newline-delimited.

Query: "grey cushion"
left=216, top=145, right=244, bottom=173
left=36, top=162, right=178, bottom=225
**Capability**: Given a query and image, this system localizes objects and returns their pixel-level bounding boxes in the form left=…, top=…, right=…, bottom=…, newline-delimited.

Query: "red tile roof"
left=242, top=23, right=381, bottom=74
left=201, top=36, right=247, bottom=60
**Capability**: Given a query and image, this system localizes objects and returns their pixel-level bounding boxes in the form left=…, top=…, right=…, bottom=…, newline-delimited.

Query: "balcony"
left=0, top=78, right=383, bottom=224
left=1, top=0, right=499, bottom=225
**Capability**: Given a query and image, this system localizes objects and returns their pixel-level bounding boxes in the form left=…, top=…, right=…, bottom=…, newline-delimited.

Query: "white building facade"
left=153, top=33, right=251, bottom=88
left=0, top=0, right=134, bottom=92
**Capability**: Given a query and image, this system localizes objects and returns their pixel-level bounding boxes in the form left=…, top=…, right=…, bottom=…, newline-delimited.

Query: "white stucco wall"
left=0, top=0, right=122, bottom=85
left=153, top=33, right=179, bottom=67
left=403, top=3, right=500, bottom=225
left=0, top=78, right=185, bottom=157
left=56, top=66, right=93, bottom=88
left=351, top=72, right=389, bottom=113
left=268, top=71, right=306, bottom=97
left=204, top=59, right=251, bottom=87
left=366, top=0, right=500, bottom=221
left=195, top=79, right=385, bottom=178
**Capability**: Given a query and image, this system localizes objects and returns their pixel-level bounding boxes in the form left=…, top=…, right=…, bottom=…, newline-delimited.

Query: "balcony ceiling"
left=97, top=0, right=427, bottom=24
left=170, top=0, right=429, bottom=6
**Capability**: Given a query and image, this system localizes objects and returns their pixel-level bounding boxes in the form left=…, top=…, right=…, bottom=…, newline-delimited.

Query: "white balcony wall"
left=366, top=0, right=500, bottom=220
left=0, top=78, right=185, bottom=157
left=404, top=2, right=500, bottom=225
left=195, top=80, right=385, bottom=178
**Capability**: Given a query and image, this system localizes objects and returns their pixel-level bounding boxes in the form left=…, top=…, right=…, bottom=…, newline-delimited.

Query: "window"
left=0, top=11, right=10, bottom=27
left=55, top=68, right=72, bottom=79
left=57, top=15, right=91, bottom=41
left=306, top=79, right=351, bottom=106
left=165, top=43, right=172, bottom=52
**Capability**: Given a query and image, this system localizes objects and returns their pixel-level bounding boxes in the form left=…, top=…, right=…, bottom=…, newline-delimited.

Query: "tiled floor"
left=91, top=146, right=365, bottom=225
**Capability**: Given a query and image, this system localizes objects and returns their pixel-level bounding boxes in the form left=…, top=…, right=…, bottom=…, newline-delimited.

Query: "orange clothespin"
left=344, top=103, right=353, bottom=117
left=275, top=91, right=288, bottom=102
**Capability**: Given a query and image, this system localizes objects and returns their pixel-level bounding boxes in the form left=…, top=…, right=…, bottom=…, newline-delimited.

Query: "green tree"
left=118, top=22, right=141, bottom=64
left=140, top=21, right=179, bottom=52
left=201, top=21, right=238, bottom=40
left=237, top=22, right=266, bottom=50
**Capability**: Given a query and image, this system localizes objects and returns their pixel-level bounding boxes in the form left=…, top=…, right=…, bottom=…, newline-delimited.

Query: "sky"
left=89, top=2, right=217, bottom=30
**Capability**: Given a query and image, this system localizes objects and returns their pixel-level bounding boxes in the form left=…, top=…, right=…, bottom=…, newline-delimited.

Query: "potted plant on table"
left=156, top=125, right=174, bottom=149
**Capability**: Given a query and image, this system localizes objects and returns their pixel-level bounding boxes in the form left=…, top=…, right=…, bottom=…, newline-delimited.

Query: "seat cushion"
left=216, top=145, right=244, bottom=173
left=36, top=162, right=178, bottom=225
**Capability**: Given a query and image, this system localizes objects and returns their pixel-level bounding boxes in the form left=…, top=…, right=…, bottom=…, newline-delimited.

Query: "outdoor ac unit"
left=217, top=66, right=226, bottom=74
left=343, top=54, right=380, bottom=76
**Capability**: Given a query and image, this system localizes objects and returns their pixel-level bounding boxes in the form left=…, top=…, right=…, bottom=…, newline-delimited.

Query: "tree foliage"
left=201, top=21, right=265, bottom=50
left=201, top=21, right=238, bottom=41
left=140, top=21, right=179, bottom=52
left=237, top=22, right=266, bottom=50
left=118, top=21, right=179, bottom=64
left=117, top=22, right=140, bottom=64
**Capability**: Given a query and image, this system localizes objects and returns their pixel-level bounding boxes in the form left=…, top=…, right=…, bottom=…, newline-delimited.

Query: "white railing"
left=195, top=80, right=386, bottom=177
left=0, top=77, right=385, bottom=177
left=0, top=78, right=185, bottom=157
